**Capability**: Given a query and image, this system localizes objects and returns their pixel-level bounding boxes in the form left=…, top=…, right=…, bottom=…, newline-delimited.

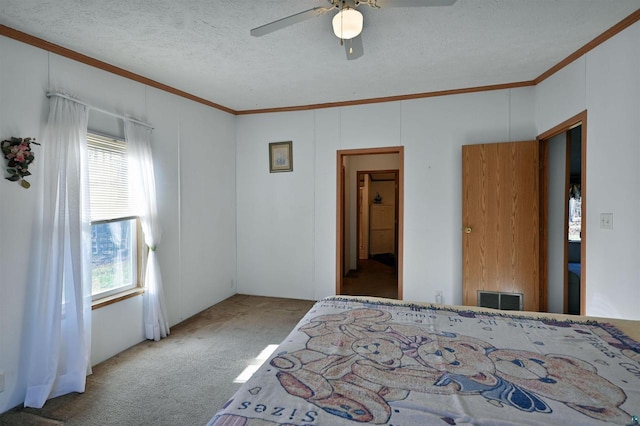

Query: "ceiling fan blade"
left=370, top=0, right=456, bottom=7
left=345, top=35, right=364, bottom=60
left=250, top=6, right=335, bottom=37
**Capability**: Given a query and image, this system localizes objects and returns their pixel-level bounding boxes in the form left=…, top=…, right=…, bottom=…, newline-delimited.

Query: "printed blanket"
left=208, top=296, right=640, bottom=425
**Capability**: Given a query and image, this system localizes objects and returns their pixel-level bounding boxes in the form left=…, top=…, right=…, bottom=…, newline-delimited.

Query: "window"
left=568, top=184, right=581, bottom=241
left=87, top=133, right=141, bottom=301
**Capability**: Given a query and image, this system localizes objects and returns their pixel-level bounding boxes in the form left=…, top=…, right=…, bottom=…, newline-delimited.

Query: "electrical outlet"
left=0, top=370, right=5, bottom=393
left=435, top=291, right=443, bottom=305
left=600, top=213, right=613, bottom=230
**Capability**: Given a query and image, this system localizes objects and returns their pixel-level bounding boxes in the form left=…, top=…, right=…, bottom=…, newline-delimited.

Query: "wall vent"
left=478, top=291, right=523, bottom=311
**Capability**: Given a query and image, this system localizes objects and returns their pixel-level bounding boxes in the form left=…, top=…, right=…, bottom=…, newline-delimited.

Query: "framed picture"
left=269, top=141, right=293, bottom=173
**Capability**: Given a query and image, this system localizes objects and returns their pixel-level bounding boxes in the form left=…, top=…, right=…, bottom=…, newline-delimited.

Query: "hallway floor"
left=341, top=258, right=398, bottom=299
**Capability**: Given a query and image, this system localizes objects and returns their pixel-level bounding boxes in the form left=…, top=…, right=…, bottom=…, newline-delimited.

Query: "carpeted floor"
left=0, top=295, right=315, bottom=426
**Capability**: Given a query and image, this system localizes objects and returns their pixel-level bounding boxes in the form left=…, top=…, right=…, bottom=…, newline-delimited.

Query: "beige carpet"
left=0, top=294, right=315, bottom=426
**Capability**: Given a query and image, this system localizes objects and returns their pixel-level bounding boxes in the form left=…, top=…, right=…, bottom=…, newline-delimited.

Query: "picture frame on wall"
left=269, top=141, right=293, bottom=173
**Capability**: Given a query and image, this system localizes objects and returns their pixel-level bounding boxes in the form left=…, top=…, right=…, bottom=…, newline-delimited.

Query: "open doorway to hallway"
left=539, top=111, right=587, bottom=315
left=336, top=147, right=404, bottom=299
left=342, top=258, right=398, bottom=299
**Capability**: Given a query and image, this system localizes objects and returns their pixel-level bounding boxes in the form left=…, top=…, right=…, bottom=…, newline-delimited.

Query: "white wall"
left=313, top=108, right=342, bottom=299
left=548, top=133, right=567, bottom=314
left=235, top=111, right=316, bottom=300
left=536, top=22, right=640, bottom=320
left=177, top=98, right=237, bottom=317
left=0, top=37, right=48, bottom=415
left=236, top=88, right=537, bottom=306
left=0, top=35, right=237, bottom=413
left=400, top=88, right=536, bottom=305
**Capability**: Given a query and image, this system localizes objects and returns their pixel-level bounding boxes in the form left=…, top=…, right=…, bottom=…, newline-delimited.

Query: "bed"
left=207, top=296, right=640, bottom=425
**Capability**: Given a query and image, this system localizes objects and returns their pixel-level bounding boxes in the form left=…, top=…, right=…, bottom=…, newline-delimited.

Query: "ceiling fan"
left=250, top=0, right=457, bottom=60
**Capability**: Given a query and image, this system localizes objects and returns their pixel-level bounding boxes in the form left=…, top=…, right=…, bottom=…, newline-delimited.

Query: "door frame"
left=537, top=110, right=587, bottom=315
left=336, top=146, right=404, bottom=299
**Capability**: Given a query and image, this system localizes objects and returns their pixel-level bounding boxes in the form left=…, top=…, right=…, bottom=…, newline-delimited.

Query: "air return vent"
left=478, top=291, right=523, bottom=311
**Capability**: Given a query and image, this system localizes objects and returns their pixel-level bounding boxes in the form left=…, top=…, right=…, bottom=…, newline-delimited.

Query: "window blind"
left=87, top=133, right=133, bottom=222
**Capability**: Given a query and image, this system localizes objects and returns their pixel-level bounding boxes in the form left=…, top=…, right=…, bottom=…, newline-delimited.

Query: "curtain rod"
left=46, top=91, right=153, bottom=130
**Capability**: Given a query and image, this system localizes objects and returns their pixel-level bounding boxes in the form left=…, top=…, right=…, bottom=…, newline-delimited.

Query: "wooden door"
left=462, top=141, right=542, bottom=311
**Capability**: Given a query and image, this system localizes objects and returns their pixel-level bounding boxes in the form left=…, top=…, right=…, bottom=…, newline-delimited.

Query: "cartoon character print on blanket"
left=269, top=308, right=631, bottom=424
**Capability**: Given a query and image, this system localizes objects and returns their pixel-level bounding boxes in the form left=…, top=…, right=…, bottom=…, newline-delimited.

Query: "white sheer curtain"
left=125, top=119, right=170, bottom=341
left=25, top=96, right=92, bottom=408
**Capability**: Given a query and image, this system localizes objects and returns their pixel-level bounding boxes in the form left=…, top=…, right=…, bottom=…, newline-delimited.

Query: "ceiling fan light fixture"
left=332, top=8, right=363, bottom=40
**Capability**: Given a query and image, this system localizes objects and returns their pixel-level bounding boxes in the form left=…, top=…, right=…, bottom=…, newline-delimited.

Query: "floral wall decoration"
left=1, top=137, right=40, bottom=189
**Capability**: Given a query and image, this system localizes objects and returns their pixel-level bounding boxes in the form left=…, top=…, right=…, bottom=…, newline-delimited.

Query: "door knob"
left=464, top=227, right=472, bottom=234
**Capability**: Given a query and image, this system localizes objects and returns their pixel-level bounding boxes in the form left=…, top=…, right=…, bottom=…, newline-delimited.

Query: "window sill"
left=92, top=287, right=145, bottom=310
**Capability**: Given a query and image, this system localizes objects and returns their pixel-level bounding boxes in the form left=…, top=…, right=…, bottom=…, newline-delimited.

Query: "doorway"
left=336, top=147, right=404, bottom=299
left=357, top=170, right=398, bottom=269
left=539, top=111, right=587, bottom=315
left=461, top=111, right=586, bottom=314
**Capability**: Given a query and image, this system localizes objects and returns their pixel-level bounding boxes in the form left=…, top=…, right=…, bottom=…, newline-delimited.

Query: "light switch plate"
left=0, top=370, right=5, bottom=393
left=600, top=213, right=613, bottom=230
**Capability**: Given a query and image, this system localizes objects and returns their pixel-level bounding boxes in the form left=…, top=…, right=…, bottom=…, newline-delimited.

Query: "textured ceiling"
left=1, top=0, right=639, bottom=112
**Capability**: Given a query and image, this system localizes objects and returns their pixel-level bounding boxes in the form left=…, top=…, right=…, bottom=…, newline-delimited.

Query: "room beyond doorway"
left=336, top=146, right=404, bottom=299
left=538, top=111, right=587, bottom=315
left=342, top=258, right=398, bottom=299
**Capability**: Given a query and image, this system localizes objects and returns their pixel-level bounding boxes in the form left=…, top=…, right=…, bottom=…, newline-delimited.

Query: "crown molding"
left=2, top=7, right=639, bottom=115
left=0, top=24, right=236, bottom=115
